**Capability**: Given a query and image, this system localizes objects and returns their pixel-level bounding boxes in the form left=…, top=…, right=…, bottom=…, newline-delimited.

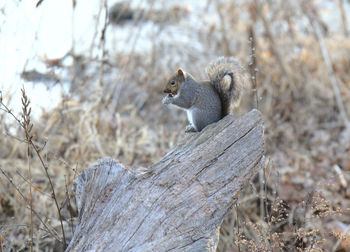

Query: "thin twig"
left=70, top=0, right=77, bottom=92
left=98, top=0, right=109, bottom=87
left=248, top=26, right=259, bottom=109
left=35, top=0, right=45, bottom=8
left=337, top=0, right=349, bottom=38
left=0, top=167, right=61, bottom=242
left=235, top=202, right=241, bottom=252
left=20, top=87, right=34, bottom=251
left=264, top=159, right=272, bottom=224
left=263, top=158, right=273, bottom=251
left=214, top=0, right=231, bottom=55
left=0, top=90, right=67, bottom=248
left=31, top=141, right=67, bottom=248
left=303, top=7, right=350, bottom=127
left=253, top=0, right=289, bottom=79
left=2, top=131, right=26, bottom=143
left=64, top=175, right=75, bottom=234
left=15, top=170, right=51, bottom=197
left=88, top=0, right=105, bottom=62
left=332, top=224, right=350, bottom=252
left=104, top=0, right=155, bottom=110
left=333, top=164, right=347, bottom=188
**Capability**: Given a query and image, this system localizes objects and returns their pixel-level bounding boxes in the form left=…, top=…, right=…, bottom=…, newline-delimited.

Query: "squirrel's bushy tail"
left=206, top=57, right=247, bottom=116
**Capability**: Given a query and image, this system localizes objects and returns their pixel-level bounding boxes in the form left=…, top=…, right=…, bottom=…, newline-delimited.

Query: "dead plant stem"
left=248, top=26, right=259, bottom=109
left=27, top=141, right=34, bottom=251
left=254, top=0, right=289, bottom=79
left=31, top=142, right=67, bottom=248
left=0, top=167, right=61, bottom=242
left=98, top=0, right=108, bottom=87
left=337, top=0, right=349, bottom=38
left=235, top=202, right=241, bottom=252
left=0, top=93, right=67, bottom=248
left=309, top=13, right=350, bottom=127
left=64, top=175, right=75, bottom=234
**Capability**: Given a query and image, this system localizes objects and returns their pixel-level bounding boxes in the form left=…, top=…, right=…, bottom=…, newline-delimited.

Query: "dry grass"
left=1, top=0, right=350, bottom=251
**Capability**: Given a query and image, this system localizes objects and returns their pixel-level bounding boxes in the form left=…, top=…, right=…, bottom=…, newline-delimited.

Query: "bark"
left=67, top=109, right=264, bottom=252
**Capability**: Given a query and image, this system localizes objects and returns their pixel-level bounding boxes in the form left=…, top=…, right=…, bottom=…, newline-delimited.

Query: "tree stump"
left=67, top=109, right=264, bottom=251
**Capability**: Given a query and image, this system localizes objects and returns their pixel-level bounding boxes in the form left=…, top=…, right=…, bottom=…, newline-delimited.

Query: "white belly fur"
left=187, top=109, right=196, bottom=130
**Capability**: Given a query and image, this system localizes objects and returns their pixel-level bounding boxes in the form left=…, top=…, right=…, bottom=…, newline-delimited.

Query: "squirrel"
left=162, top=57, right=247, bottom=132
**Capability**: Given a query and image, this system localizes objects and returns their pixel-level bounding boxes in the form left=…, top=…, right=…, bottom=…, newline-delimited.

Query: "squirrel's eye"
left=170, top=80, right=176, bottom=85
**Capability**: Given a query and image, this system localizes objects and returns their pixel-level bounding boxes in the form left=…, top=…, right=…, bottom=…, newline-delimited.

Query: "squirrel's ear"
left=177, top=68, right=185, bottom=80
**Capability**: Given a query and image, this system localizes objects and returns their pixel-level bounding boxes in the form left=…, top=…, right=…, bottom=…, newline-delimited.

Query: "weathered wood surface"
left=66, top=109, right=264, bottom=252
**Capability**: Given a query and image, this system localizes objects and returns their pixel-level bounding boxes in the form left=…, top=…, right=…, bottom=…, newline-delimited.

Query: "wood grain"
left=67, top=109, right=264, bottom=252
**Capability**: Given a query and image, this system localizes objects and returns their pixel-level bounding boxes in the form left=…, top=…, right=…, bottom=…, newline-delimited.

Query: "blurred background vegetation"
left=0, top=0, right=350, bottom=251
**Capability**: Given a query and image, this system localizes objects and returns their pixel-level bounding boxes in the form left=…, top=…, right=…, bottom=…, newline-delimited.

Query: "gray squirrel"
left=162, top=57, right=248, bottom=132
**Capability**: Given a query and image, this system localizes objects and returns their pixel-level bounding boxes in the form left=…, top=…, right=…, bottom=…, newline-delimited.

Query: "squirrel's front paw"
left=162, top=95, right=172, bottom=104
left=185, top=125, right=197, bottom=133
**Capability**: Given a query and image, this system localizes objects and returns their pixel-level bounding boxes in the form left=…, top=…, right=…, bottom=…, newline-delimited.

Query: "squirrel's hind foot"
left=185, top=125, right=197, bottom=133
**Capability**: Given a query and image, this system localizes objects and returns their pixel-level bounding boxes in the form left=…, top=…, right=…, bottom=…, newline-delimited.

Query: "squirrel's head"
left=163, top=68, right=186, bottom=97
